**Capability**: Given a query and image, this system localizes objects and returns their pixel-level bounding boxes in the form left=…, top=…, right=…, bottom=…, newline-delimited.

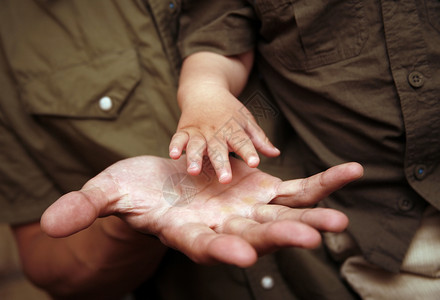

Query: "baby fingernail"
left=219, top=172, right=230, bottom=183
left=170, top=147, right=179, bottom=155
left=248, top=156, right=259, bottom=166
left=188, top=162, right=199, bottom=171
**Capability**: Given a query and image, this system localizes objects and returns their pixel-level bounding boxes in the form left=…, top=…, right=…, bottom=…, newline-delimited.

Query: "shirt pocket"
left=425, top=0, right=440, bottom=33
left=20, top=48, right=141, bottom=119
left=255, top=0, right=368, bottom=70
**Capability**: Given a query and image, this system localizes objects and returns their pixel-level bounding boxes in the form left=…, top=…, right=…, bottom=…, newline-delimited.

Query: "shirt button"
left=398, top=198, right=414, bottom=212
left=408, top=71, right=424, bottom=88
left=99, top=96, right=113, bottom=111
left=261, top=275, right=274, bottom=290
left=414, top=164, right=427, bottom=180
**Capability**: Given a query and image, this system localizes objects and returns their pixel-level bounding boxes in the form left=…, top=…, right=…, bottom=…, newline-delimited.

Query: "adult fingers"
left=252, top=205, right=349, bottom=233
left=159, top=223, right=257, bottom=267
left=41, top=187, right=110, bottom=238
left=272, top=162, right=363, bottom=206
left=40, top=167, right=144, bottom=238
left=221, top=217, right=323, bottom=255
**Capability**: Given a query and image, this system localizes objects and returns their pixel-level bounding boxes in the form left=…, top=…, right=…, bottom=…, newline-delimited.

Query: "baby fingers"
left=242, top=114, right=280, bottom=158
left=206, top=138, right=233, bottom=183
left=169, top=131, right=189, bottom=160
left=185, top=133, right=207, bottom=176
left=226, top=129, right=260, bottom=168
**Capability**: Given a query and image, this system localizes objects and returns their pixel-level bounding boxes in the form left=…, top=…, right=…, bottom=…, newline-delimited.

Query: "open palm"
left=41, top=155, right=362, bottom=267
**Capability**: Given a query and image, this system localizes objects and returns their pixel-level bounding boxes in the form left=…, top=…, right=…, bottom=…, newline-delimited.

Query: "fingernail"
left=272, top=147, right=281, bottom=155
left=248, top=156, right=259, bottom=166
left=170, top=147, right=179, bottom=156
left=219, top=172, right=230, bottom=183
left=188, top=162, right=199, bottom=171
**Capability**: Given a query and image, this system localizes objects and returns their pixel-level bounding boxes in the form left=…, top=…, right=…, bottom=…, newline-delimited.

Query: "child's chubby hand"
left=169, top=86, right=280, bottom=184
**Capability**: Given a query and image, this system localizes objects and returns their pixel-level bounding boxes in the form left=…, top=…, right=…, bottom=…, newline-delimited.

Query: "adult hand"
left=41, top=155, right=363, bottom=267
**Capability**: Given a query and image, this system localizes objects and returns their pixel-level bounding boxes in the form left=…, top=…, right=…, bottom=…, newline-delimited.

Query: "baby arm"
left=169, top=51, right=280, bottom=183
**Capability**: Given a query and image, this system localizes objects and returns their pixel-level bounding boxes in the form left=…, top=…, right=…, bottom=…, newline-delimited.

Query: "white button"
left=99, top=96, right=113, bottom=111
left=261, top=275, right=274, bottom=290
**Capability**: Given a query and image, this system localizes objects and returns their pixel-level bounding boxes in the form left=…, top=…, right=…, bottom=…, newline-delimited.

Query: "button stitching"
left=408, top=71, right=424, bottom=88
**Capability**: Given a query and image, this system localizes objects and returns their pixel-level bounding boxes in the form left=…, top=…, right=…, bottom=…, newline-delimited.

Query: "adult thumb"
left=40, top=187, right=109, bottom=238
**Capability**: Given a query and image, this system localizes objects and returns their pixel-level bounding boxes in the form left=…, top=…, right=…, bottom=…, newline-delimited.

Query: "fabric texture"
left=178, top=0, right=440, bottom=273
left=341, top=206, right=440, bottom=299
left=3, top=0, right=439, bottom=299
left=0, top=1, right=328, bottom=299
left=0, top=0, right=181, bottom=224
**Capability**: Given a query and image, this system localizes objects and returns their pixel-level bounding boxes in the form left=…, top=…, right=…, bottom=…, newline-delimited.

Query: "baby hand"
left=169, top=91, right=280, bottom=183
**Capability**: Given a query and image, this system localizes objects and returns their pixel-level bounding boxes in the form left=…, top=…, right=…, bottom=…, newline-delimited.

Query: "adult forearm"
left=12, top=216, right=166, bottom=299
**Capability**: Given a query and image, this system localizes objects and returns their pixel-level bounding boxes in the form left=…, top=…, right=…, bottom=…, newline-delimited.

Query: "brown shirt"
left=0, top=1, right=335, bottom=300
left=179, top=0, right=440, bottom=272
left=2, top=0, right=436, bottom=299
left=0, top=0, right=181, bottom=224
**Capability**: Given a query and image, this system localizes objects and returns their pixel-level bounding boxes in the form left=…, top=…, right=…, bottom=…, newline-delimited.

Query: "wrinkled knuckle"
left=172, top=131, right=187, bottom=139
left=299, top=208, right=313, bottom=223
left=264, top=135, right=271, bottom=144
left=187, top=134, right=207, bottom=147
left=318, top=173, right=327, bottom=189
left=300, top=178, right=309, bottom=198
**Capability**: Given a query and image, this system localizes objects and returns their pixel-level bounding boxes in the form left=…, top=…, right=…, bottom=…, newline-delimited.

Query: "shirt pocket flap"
left=20, top=48, right=140, bottom=119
